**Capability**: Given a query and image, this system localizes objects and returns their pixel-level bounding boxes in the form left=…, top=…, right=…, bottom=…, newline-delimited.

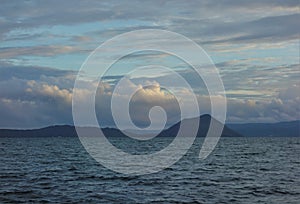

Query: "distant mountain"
left=227, top=120, right=300, bottom=137
left=160, top=114, right=242, bottom=137
left=79, top=119, right=300, bottom=137
left=0, top=125, right=77, bottom=137
left=0, top=115, right=242, bottom=137
left=0, top=125, right=123, bottom=138
left=1, top=116, right=298, bottom=137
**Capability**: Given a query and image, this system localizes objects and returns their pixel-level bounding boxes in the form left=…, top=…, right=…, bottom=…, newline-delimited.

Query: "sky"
left=0, top=0, right=299, bottom=128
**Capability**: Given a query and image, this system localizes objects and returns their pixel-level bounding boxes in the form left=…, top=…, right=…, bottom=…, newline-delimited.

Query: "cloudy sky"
left=0, top=0, right=299, bottom=128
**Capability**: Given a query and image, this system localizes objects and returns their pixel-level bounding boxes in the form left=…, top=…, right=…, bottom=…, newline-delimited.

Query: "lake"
left=0, top=137, right=299, bottom=203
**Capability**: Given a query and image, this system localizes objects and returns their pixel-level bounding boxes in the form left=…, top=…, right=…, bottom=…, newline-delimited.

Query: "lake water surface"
left=0, top=137, right=299, bottom=203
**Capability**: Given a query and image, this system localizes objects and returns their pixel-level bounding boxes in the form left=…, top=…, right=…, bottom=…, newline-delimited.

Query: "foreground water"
left=0, top=137, right=299, bottom=203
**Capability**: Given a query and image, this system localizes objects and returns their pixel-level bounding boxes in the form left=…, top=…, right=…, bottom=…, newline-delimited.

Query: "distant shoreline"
left=0, top=115, right=299, bottom=137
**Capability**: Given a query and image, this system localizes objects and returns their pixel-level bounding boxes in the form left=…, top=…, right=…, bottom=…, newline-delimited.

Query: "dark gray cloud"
left=0, top=80, right=73, bottom=128
left=0, top=63, right=75, bottom=128
left=201, top=14, right=300, bottom=44
left=0, top=62, right=75, bottom=80
left=227, top=84, right=300, bottom=123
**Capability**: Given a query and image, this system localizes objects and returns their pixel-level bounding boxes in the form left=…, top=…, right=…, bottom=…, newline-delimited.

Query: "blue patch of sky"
left=209, top=42, right=299, bottom=67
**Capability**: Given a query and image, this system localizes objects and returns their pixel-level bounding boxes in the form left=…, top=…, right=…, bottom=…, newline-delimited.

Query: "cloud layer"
left=0, top=1, right=299, bottom=128
left=0, top=63, right=299, bottom=128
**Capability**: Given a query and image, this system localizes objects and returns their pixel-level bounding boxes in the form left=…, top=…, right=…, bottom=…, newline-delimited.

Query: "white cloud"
left=226, top=84, right=300, bottom=123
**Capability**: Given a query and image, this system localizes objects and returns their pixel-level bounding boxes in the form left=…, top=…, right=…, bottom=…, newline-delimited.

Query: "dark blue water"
left=0, top=137, right=299, bottom=203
